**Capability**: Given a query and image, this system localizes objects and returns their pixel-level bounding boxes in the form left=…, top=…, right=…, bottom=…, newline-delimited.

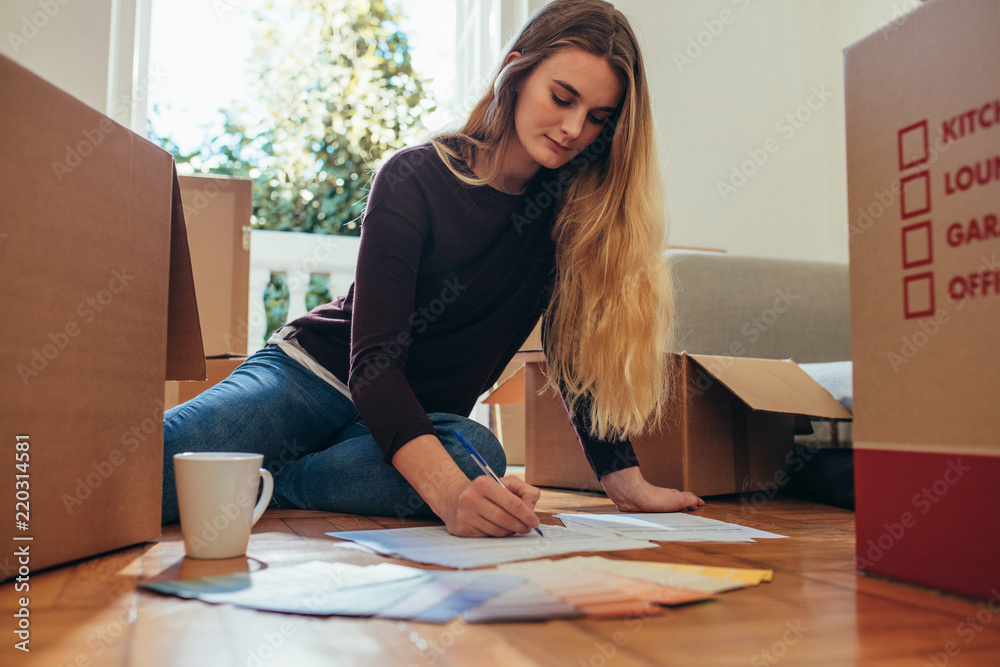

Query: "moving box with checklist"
left=845, top=0, right=1000, bottom=601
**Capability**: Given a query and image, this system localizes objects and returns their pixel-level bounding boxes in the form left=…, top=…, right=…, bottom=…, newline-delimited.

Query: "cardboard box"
left=0, top=53, right=205, bottom=578
left=490, top=358, right=527, bottom=466
left=489, top=353, right=850, bottom=495
left=845, top=0, right=1000, bottom=601
left=177, top=175, right=252, bottom=357
left=486, top=319, right=542, bottom=466
left=165, top=357, right=248, bottom=410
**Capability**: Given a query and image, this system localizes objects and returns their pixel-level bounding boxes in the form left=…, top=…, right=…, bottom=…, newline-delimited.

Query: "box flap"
left=177, top=175, right=253, bottom=356
left=483, top=366, right=525, bottom=405
left=688, top=354, right=851, bottom=420
left=166, top=167, right=207, bottom=380
left=518, top=317, right=543, bottom=352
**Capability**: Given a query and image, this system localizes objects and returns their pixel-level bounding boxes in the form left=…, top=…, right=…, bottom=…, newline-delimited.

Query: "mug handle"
left=251, top=468, right=274, bottom=526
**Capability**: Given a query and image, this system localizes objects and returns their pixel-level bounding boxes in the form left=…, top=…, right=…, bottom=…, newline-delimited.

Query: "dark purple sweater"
left=288, top=142, right=638, bottom=478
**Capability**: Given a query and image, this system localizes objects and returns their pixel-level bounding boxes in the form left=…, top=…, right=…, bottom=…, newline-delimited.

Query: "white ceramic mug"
left=173, top=452, right=274, bottom=559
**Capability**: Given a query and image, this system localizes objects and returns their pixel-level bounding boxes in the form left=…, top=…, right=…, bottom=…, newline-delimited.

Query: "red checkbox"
left=900, top=171, right=931, bottom=219
left=902, top=221, right=933, bottom=269
left=898, top=120, right=929, bottom=171
left=903, top=272, right=935, bottom=319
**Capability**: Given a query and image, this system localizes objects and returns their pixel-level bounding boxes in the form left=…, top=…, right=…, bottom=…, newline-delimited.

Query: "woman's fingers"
left=453, top=476, right=540, bottom=536
left=481, top=476, right=542, bottom=531
left=501, top=475, right=542, bottom=510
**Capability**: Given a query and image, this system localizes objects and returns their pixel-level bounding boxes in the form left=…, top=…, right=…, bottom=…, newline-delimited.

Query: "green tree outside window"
left=263, top=273, right=290, bottom=343
left=306, top=274, right=333, bottom=311
left=151, top=0, right=435, bottom=237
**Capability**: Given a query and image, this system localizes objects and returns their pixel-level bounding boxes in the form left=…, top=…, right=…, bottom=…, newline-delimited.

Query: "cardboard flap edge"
left=483, top=366, right=525, bottom=405
left=166, top=165, right=207, bottom=381
left=687, top=353, right=852, bottom=420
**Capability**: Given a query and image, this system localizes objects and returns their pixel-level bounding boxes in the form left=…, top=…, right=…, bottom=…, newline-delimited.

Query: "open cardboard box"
left=846, top=0, right=1000, bottom=600
left=0, top=54, right=205, bottom=577
left=488, top=320, right=543, bottom=466
left=486, top=352, right=850, bottom=495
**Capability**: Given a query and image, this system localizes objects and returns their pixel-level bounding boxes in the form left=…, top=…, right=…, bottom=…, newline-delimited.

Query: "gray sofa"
left=667, top=250, right=854, bottom=506
left=668, top=249, right=850, bottom=364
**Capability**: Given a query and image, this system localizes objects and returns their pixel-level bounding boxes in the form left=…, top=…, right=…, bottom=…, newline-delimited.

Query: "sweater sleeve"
left=540, top=318, right=640, bottom=478
left=348, top=150, right=437, bottom=463
left=561, top=389, right=640, bottom=479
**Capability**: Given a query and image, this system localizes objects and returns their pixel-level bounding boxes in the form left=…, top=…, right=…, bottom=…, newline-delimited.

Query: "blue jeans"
left=161, top=346, right=506, bottom=524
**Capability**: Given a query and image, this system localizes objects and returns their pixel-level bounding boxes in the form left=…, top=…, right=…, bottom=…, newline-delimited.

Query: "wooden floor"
left=3, top=484, right=1000, bottom=667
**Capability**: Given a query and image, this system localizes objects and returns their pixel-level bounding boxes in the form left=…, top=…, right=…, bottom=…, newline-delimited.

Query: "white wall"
left=606, top=0, right=923, bottom=263
left=0, top=0, right=151, bottom=131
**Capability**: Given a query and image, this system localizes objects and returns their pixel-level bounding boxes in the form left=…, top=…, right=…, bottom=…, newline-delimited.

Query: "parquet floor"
left=3, top=484, right=999, bottom=666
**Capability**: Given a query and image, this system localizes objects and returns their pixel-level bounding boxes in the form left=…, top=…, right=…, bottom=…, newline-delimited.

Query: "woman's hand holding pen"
left=392, top=434, right=543, bottom=538
left=444, top=474, right=542, bottom=538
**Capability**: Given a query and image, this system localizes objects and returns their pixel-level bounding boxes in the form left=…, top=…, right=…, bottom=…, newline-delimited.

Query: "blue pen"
left=454, top=430, right=544, bottom=537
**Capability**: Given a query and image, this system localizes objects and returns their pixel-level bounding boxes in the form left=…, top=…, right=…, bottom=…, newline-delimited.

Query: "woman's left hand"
left=600, top=466, right=705, bottom=513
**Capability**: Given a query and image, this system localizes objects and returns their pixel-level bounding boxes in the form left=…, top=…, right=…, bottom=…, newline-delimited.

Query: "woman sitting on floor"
left=161, top=0, right=704, bottom=537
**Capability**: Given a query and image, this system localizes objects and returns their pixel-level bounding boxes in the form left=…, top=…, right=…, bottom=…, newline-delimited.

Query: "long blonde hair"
left=433, top=0, right=673, bottom=441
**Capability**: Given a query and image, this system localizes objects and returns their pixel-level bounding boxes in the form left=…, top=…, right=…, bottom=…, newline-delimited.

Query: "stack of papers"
left=326, top=524, right=658, bottom=568
left=142, top=513, right=784, bottom=623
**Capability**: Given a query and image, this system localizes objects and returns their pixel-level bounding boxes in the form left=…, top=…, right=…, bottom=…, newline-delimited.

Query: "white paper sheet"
left=554, top=513, right=787, bottom=542
left=326, top=524, right=657, bottom=568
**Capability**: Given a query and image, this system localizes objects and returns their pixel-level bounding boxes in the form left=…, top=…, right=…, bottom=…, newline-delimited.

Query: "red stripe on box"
left=855, top=448, right=1000, bottom=601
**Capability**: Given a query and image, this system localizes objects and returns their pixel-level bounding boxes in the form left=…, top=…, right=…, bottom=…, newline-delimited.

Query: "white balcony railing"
left=248, top=230, right=361, bottom=352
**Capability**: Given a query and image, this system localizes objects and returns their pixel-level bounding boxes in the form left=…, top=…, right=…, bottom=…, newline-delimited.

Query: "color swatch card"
left=553, top=557, right=747, bottom=594
left=377, top=570, right=526, bottom=623
left=141, top=560, right=524, bottom=622
left=494, top=558, right=715, bottom=617
left=142, top=561, right=434, bottom=616
left=552, top=556, right=773, bottom=592
left=654, top=562, right=773, bottom=586
left=461, top=582, right=585, bottom=623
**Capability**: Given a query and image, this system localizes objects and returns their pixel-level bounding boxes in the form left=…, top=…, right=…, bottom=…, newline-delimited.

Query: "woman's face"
left=508, top=46, right=625, bottom=172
